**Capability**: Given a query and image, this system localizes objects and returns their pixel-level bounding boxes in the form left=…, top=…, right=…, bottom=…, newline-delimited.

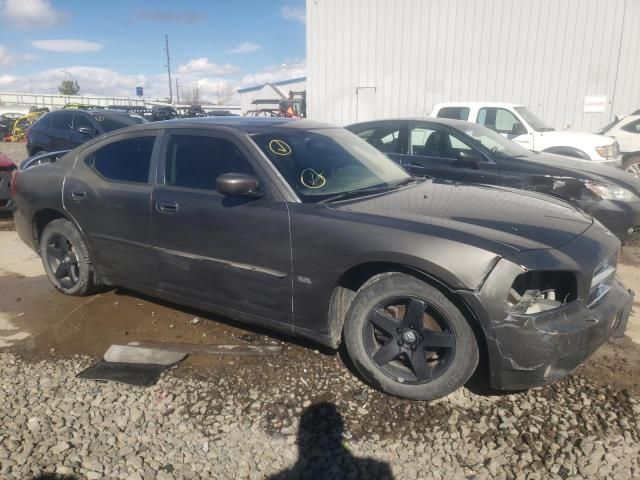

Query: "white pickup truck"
left=599, top=113, right=640, bottom=177
left=431, top=102, right=621, bottom=167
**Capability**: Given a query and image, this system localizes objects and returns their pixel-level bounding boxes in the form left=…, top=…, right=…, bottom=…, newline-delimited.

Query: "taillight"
left=9, top=169, right=18, bottom=197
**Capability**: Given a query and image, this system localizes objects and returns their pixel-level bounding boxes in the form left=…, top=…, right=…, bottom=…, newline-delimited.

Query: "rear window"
left=436, top=107, right=470, bottom=120
left=91, top=113, right=147, bottom=133
left=89, top=136, right=155, bottom=183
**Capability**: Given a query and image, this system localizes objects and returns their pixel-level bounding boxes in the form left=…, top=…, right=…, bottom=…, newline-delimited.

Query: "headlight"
left=589, top=249, right=618, bottom=306
left=595, top=142, right=619, bottom=158
left=585, top=181, right=639, bottom=201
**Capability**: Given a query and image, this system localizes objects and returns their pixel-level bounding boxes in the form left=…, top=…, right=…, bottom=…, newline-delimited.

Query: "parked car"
left=26, top=109, right=147, bottom=156
left=431, top=102, right=621, bottom=166
left=0, top=113, right=23, bottom=139
left=11, top=118, right=631, bottom=400
left=598, top=114, right=640, bottom=177
left=0, top=152, right=16, bottom=212
left=347, top=118, right=640, bottom=241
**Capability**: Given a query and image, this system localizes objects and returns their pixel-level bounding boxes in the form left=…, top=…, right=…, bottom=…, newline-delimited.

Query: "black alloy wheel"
left=363, top=296, right=455, bottom=384
left=45, top=233, right=80, bottom=289
left=40, top=218, right=98, bottom=296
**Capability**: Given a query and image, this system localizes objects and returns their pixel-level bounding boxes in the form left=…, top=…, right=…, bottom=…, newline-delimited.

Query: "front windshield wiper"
left=320, top=177, right=422, bottom=203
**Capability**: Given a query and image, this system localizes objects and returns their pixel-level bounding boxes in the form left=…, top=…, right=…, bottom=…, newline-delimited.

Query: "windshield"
left=457, top=122, right=533, bottom=157
left=514, top=106, right=554, bottom=132
left=252, top=128, right=411, bottom=202
left=92, top=112, right=147, bottom=132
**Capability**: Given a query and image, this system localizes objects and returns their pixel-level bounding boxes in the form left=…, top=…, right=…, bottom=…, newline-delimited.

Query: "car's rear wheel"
left=40, top=218, right=97, bottom=296
left=344, top=273, right=479, bottom=400
left=623, top=156, right=640, bottom=179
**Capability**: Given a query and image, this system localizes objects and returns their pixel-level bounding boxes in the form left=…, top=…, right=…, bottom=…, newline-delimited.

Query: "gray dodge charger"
left=11, top=117, right=632, bottom=400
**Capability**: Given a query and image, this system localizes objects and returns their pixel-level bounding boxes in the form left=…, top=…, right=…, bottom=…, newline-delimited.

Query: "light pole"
left=164, top=34, right=173, bottom=104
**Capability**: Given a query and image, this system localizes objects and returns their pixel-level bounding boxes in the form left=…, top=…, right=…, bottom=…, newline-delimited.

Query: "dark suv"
left=26, top=109, right=147, bottom=156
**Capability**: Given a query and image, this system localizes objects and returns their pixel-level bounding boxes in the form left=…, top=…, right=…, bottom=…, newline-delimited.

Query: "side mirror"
left=77, top=127, right=95, bottom=137
left=216, top=173, right=263, bottom=198
left=457, top=150, right=483, bottom=169
left=512, top=122, right=527, bottom=135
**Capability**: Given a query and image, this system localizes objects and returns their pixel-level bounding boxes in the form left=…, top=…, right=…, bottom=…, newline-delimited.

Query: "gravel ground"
left=1, top=349, right=639, bottom=480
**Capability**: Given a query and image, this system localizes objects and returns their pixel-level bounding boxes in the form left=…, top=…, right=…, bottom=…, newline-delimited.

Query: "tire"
left=623, top=156, right=640, bottom=179
left=344, top=272, right=479, bottom=400
left=40, top=218, right=98, bottom=296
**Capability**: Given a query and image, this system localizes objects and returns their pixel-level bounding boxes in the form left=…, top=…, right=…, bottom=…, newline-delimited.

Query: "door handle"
left=156, top=201, right=179, bottom=214
left=70, top=190, right=86, bottom=200
left=404, top=162, right=426, bottom=170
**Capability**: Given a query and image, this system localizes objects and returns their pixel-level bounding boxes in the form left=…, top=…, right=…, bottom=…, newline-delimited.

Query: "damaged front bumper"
left=460, top=222, right=633, bottom=390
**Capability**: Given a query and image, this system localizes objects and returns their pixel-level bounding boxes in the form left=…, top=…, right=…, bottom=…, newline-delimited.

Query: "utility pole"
left=175, top=78, right=180, bottom=104
left=164, top=34, right=173, bottom=104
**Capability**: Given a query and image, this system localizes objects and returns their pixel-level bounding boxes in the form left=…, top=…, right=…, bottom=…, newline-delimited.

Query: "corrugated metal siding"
left=307, top=0, right=639, bottom=131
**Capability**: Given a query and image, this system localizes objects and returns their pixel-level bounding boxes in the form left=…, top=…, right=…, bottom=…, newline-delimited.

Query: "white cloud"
left=226, top=42, right=261, bottom=54
left=0, top=45, right=15, bottom=67
left=281, top=5, right=305, bottom=24
left=0, top=44, right=37, bottom=67
left=239, top=59, right=306, bottom=88
left=0, top=58, right=307, bottom=104
left=31, top=39, right=103, bottom=53
left=176, top=57, right=239, bottom=75
left=1, top=0, right=62, bottom=27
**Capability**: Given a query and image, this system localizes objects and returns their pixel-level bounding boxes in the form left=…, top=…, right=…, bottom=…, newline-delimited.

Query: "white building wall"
left=307, top=0, right=640, bottom=131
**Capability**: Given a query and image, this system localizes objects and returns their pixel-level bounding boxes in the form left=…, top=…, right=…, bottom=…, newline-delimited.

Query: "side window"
left=73, top=114, right=95, bottom=133
left=165, top=135, right=254, bottom=191
left=356, top=126, right=401, bottom=154
left=436, top=107, right=470, bottom=120
left=37, top=113, right=52, bottom=128
left=89, top=136, right=155, bottom=183
left=477, top=108, right=520, bottom=134
left=622, top=120, right=640, bottom=134
left=51, top=113, right=74, bottom=131
left=410, top=128, right=471, bottom=159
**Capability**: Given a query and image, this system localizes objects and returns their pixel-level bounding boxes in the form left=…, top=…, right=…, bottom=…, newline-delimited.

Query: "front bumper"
left=460, top=222, right=633, bottom=390
left=588, top=155, right=623, bottom=168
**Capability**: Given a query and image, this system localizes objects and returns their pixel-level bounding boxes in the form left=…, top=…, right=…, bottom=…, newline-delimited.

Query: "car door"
left=49, top=112, right=77, bottom=150
left=396, top=124, right=498, bottom=184
left=70, top=113, right=98, bottom=147
left=352, top=122, right=408, bottom=165
left=151, top=129, right=292, bottom=326
left=476, top=107, right=533, bottom=149
left=63, top=130, right=160, bottom=286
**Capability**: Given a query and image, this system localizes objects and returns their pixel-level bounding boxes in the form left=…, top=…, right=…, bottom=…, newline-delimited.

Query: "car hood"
left=522, top=152, right=640, bottom=193
left=535, top=130, right=615, bottom=147
left=329, top=180, right=593, bottom=253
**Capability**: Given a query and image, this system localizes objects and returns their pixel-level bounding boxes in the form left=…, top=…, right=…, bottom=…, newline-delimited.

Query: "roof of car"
left=346, top=117, right=477, bottom=129
left=433, top=101, right=523, bottom=109
left=120, top=117, right=336, bottom=134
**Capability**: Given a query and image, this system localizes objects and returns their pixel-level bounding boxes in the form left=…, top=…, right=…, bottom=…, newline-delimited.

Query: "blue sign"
left=136, top=86, right=143, bottom=97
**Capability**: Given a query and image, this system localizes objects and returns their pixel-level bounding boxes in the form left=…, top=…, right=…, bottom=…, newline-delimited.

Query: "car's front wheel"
left=344, top=273, right=479, bottom=400
left=623, top=156, right=640, bottom=179
left=40, top=218, right=98, bottom=296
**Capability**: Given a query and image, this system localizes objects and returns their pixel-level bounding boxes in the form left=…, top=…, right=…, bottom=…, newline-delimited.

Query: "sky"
left=0, top=0, right=306, bottom=103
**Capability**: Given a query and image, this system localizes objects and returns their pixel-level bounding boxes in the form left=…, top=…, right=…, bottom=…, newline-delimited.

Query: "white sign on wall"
left=583, top=95, right=608, bottom=113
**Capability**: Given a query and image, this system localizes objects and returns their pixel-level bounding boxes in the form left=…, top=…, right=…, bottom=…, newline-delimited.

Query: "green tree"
left=58, top=79, right=80, bottom=95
